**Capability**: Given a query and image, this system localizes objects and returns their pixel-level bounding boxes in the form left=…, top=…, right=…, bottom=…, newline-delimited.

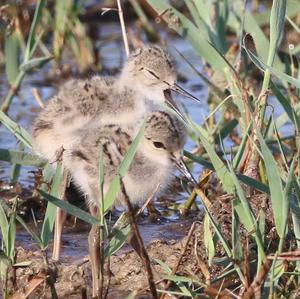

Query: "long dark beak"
left=172, top=157, right=197, bottom=186
left=163, top=89, right=188, bottom=124
left=171, top=83, right=201, bottom=103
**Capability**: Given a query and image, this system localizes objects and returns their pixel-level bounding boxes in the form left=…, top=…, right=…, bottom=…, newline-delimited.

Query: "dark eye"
left=147, top=70, right=160, bottom=79
left=153, top=141, right=164, bottom=149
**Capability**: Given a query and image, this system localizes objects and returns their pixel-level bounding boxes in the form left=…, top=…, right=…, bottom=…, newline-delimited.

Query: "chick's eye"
left=146, top=69, right=160, bottom=79
left=153, top=141, right=164, bottom=149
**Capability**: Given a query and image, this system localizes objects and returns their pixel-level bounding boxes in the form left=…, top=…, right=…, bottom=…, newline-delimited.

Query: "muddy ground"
left=6, top=191, right=276, bottom=299
left=10, top=218, right=201, bottom=298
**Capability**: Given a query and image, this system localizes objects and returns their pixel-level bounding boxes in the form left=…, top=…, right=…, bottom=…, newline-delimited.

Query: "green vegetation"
left=1, top=0, right=300, bottom=298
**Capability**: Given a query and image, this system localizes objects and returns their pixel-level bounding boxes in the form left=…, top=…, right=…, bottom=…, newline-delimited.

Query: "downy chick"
left=63, top=110, right=188, bottom=297
left=32, top=46, right=197, bottom=162
left=65, top=110, right=188, bottom=208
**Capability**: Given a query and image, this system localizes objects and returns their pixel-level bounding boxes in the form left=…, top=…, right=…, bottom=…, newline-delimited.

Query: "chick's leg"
left=52, top=169, right=70, bottom=260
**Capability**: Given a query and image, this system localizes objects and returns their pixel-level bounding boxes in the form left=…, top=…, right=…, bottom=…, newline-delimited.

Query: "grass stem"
left=117, top=0, right=130, bottom=57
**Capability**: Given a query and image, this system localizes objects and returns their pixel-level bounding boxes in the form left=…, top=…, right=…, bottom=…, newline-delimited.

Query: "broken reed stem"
left=117, top=0, right=130, bottom=57
left=160, top=222, right=197, bottom=299
left=242, top=259, right=272, bottom=299
left=120, top=179, right=158, bottom=299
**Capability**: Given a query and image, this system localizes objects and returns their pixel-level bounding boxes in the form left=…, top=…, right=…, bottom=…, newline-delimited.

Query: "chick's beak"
left=172, top=157, right=197, bottom=186
left=163, top=89, right=187, bottom=124
left=171, top=83, right=200, bottom=103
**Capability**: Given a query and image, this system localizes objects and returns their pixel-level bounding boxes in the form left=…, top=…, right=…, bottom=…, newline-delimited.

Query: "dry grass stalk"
left=32, top=88, right=45, bottom=108
left=242, top=259, right=272, bottom=299
left=117, top=0, right=130, bottom=57
left=120, top=179, right=158, bottom=299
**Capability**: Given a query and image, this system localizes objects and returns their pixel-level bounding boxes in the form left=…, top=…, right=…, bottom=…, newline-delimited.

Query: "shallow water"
left=15, top=216, right=198, bottom=262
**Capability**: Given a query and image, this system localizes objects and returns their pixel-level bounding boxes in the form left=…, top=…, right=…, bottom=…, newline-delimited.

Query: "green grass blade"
left=10, top=143, right=24, bottom=183
left=257, top=132, right=287, bottom=240
left=145, top=0, right=227, bottom=71
left=175, top=49, right=225, bottom=99
left=20, top=55, right=53, bottom=72
left=286, top=15, right=300, bottom=35
left=226, top=161, right=266, bottom=268
left=214, top=119, right=238, bottom=144
left=184, top=150, right=270, bottom=194
left=53, top=0, right=70, bottom=58
left=192, top=0, right=212, bottom=29
left=292, top=180, right=300, bottom=262
left=119, top=122, right=146, bottom=176
left=154, top=258, right=172, bottom=274
left=40, top=163, right=55, bottom=192
left=103, top=121, right=146, bottom=212
left=236, top=174, right=270, bottom=195
left=260, top=0, right=286, bottom=95
left=198, top=194, right=246, bottom=284
left=15, top=214, right=42, bottom=246
left=98, top=145, right=105, bottom=217
left=204, top=213, right=215, bottom=266
left=10, top=162, right=21, bottom=184
left=268, top=0, right=286, bottom=66
left=39, top=190, right=100, bottom=226
left=24, top=0, right=46, bottom=61
left=40, top=162, right=64, bottom=247
left=243, top=40, right=300, bottom=89
left=0, top=199, right=43, bottom=250
left=0, top=112, right=32, bottom=148
left=129, top=0, right=158, bottom=42
left=233, top=122, right=252, bottom=169
left=0, top=201, right=9, bottom=252
left=190, top=0, right=225, bottom=53
left=190, top=121, right=235, bottom=193
left=104, top=213, right=131, bottom=257
left=274, top=121, right=289, bottom=169
left=232, top=209, right=243, bottom=262
left=271, top=82, right=300, bottom=129
left=7, top=206, right=16, bottom=260
left=98, top=146, right=105, bottom=193
left=5, top=31, right=20, bottom=84
left=154, top=258, right=196, bottom=297
left=0, top=149, right=47, bottom=167
left=184, top=150, right=214, bottom=170
left=229, top=1, right=284, bottom=72
left=185, top=1, right=203, bottom=29
left=278, top=157, right=296, bottom=252
left=198, top=197, right=232, bottom=258
left=254, top=1, right=300, bottom=26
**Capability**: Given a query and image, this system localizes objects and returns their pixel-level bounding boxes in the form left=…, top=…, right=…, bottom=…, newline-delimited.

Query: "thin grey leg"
left=52, top=169, right=70, bottom=261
